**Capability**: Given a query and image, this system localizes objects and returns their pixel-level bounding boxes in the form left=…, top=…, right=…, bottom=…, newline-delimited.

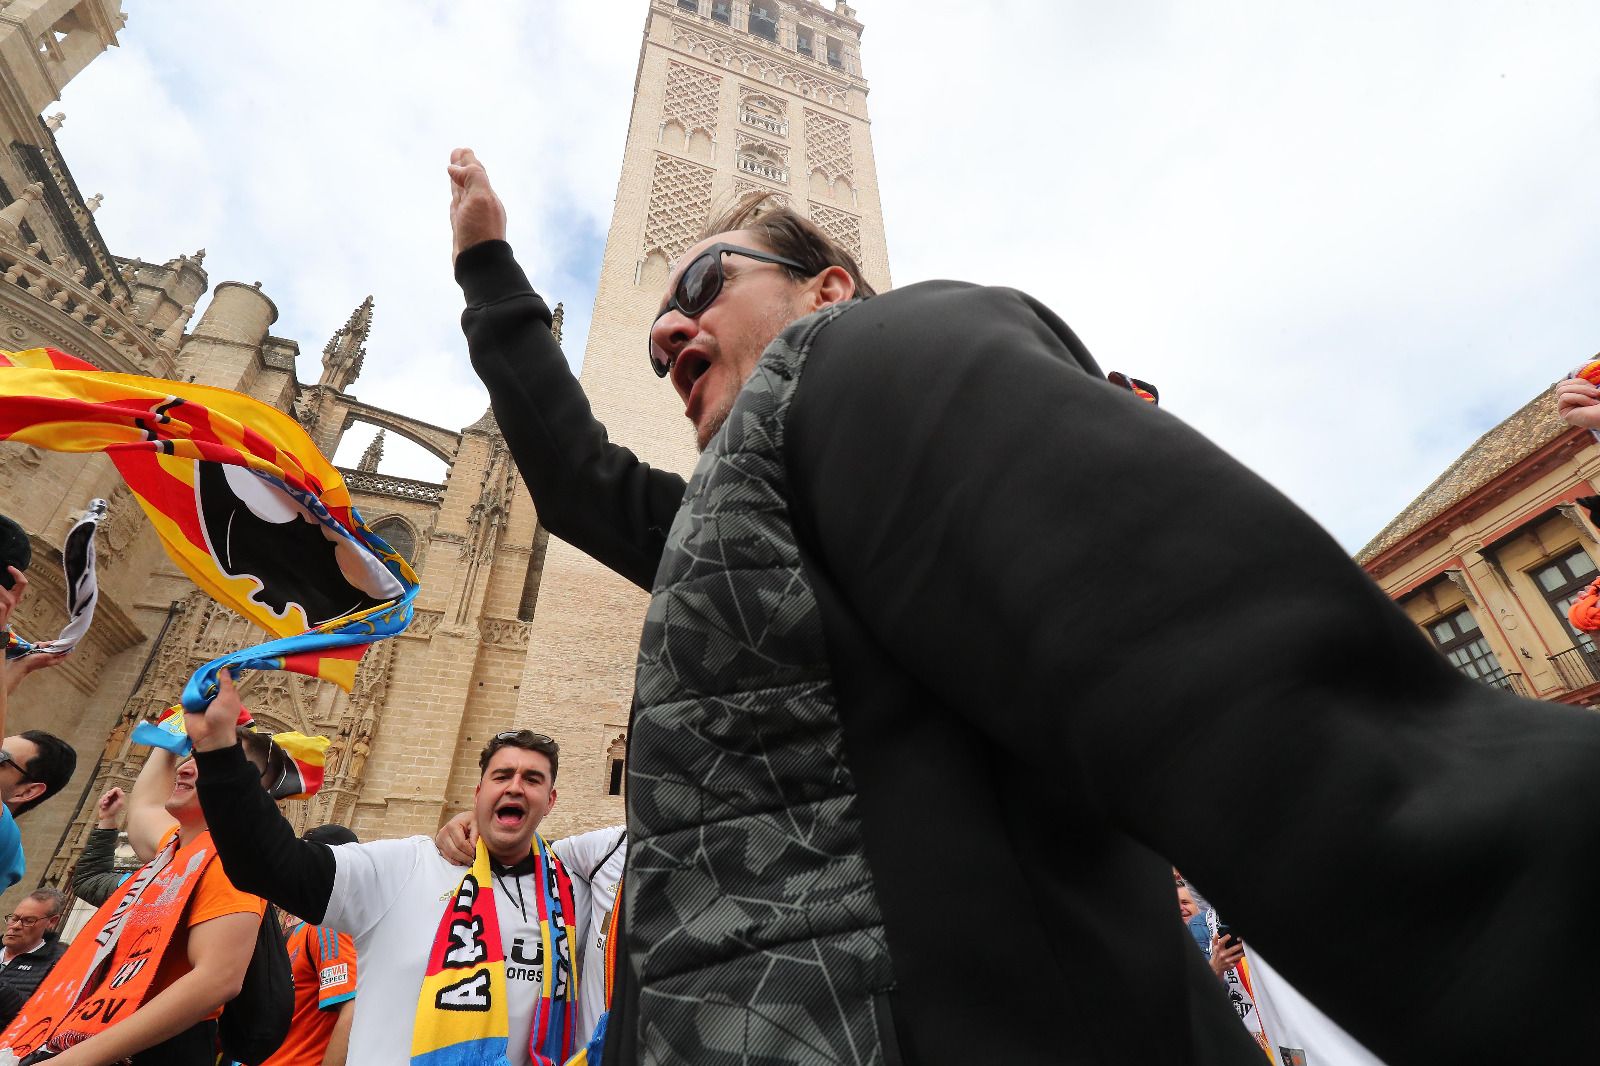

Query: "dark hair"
left=696, top=191, right=876, bottom=299
left=478, top=730, right=559, bottom=783
left=304, top=823, right=358, bottom=847
left=25, top=887, right=66, bottom=919
left=14, top=731, right=75, bottom=817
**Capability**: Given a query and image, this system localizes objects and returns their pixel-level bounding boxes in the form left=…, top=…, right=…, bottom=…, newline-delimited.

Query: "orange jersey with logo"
left=262, top=920, right=357, bottom=1066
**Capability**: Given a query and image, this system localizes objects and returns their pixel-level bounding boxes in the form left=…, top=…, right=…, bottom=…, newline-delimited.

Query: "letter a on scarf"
left=0, top=347, right=418, bottom=713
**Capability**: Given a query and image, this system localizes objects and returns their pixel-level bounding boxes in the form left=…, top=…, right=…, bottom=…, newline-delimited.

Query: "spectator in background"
left=0, top=887, right=68, bottom=1026
left=72, top=785, right=132, bottom=906
left=265, top=824, right=360, bottom=1066
left=0, top=565, right=78, bottom=889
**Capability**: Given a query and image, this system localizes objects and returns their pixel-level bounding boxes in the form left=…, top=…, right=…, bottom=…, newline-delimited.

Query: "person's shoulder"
left=801, top=281, right=1092, bottom=378
left=332, top=834, right=435, bottom=876
left=551, top=824, right=624, bottom=869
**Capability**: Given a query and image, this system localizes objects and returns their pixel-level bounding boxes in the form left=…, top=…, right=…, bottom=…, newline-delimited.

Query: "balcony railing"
left=1483, top=671, right=1530, bottom=698
left=736, top=156, right=787, bottom=183
left=1548, top=646, right=1600, bottom=692
left=339, top=468, right=445, bottom=504
left=739, top=109, right=787, bottom=136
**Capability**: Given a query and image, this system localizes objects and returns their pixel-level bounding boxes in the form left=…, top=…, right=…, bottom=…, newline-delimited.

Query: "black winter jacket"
left=460, top=239, right=1600, bottom=1064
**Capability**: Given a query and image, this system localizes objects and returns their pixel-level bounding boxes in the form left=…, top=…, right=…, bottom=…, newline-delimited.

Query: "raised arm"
left=72, top=787, right=126, bottom=906
left=189, top=673, right=337, bottom=922
left=449, top=149, right=686, bottom=589
left=124, top=747, right=180, bottom=864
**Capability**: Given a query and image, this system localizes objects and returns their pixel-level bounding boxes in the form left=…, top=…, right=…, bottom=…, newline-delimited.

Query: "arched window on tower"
left=748, top=1, right=778, bottom=41
left=710, top=0, right=731, bottom=24
left=739, top=93, right=787, bottom=136
left=737, top=142, right=787, bottom=184
left=605, top=733, right=627, bottom=796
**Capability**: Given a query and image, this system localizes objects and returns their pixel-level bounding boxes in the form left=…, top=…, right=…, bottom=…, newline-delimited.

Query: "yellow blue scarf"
left=413, top=834, right=577, bottom=1066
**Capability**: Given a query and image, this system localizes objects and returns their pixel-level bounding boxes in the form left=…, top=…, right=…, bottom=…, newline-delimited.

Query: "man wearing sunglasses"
left=0, top=564, right=78, bottom=892
left=188, top=678, right=575, bottom=1066
left=447, top=145, right=1600, bottom=1066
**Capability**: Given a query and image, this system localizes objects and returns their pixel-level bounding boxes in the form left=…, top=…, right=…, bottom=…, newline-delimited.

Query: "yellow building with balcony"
left=1361, top=374, right=1600, bottom=705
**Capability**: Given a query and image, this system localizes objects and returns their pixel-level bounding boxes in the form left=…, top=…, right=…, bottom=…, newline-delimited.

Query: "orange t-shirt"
left=148, top=827, right=267, bottom=1020
left=262, top=921, right=357, bottom=1066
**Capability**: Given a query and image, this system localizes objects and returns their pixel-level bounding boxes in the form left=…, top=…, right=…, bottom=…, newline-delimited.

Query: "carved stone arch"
left=337, top=400, right=461, bottom=465
left=739, top=87, right=785, bottom=117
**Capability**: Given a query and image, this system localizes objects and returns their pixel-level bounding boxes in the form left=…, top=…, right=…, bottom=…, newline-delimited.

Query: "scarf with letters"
left=412, top=834, right=577, bottom=1066
left=0, top=830, right=215, bottom=1059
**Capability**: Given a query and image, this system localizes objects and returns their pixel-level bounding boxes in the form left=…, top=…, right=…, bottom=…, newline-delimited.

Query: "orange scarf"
left=0, top=830, right=217, bottom=1058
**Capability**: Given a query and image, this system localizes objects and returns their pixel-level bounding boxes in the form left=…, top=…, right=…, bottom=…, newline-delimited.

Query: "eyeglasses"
left=0, top=750, right=30, bottom=782
left=648, top=243, right=810, bottom=379
left=3, top=914, right=48, bottom=927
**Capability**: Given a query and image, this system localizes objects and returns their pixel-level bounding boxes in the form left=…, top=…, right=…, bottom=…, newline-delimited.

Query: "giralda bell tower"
left=523, top=0, right=891, bottom=835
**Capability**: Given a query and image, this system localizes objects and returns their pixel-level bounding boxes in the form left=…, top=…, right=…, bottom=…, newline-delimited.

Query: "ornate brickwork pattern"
left=804, top=108, right=853, bottom=183
left=671, top=24, right=849, bottom=107
left=808, top=202, right=862, bottom=259
left=733, top=178, right=789, bottom=207
left=662, top=60, right=721, bottom=138
left=642, top=153, right=716, bottom=261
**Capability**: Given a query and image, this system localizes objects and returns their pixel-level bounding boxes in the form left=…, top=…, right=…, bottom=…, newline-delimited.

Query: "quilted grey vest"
left=627, top=306, right=899, bottom=1065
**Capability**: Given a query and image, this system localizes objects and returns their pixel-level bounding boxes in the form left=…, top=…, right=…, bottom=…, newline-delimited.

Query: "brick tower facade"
left=521, top=0, right=891, bottom=837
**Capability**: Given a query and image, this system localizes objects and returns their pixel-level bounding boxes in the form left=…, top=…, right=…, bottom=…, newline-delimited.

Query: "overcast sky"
left=53, top=1, right=1600, bottom=551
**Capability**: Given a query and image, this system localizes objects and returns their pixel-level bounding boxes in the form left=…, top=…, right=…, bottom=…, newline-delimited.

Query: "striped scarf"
left=412, top=835, right=577, bottom=1066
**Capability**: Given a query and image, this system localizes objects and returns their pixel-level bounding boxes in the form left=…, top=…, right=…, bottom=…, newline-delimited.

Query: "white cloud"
left=53, top=1, right=1600, bottom=550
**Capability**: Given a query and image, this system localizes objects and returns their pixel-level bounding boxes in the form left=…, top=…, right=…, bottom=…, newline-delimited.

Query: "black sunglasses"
left=648, top=243, right=810, bottom=378
left=0, top=749, right=30, bottom=782
left=493, top=730, right=556, bottom=746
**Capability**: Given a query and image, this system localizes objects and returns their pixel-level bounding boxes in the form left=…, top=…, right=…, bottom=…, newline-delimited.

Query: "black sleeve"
left=194, top=744, right=335, bottom=923
left=70, top=826, right=123, bottom=907
left=784, top=281, right=1600, bottom=1062
left=457, top=240, right=686, bottom=589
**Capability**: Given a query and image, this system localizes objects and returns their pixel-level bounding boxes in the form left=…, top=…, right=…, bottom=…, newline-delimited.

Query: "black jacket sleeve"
left=194, top=744, right=335, bottom=923
left=783, top=281, right=1600, bottom=1063
left=457, top=240, right=686, bottom=589
left=71, top=826, right=123, bottom=907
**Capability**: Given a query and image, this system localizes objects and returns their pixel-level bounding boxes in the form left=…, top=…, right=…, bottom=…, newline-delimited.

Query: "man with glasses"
left=188, top=676, right=579, bottom=1066
left=0, top=563, right=77, bottom=891
left=445, top=144, right=1600, bottom=1065
left=0, top=888, right=68, bottom=1027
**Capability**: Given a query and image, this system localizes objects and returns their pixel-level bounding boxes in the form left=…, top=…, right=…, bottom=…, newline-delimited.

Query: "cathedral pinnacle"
left=357, top=429, right=385, bottom=472
left=552, top=301, right=564, bottom=344
left=317, top=295, right=373, bottom=392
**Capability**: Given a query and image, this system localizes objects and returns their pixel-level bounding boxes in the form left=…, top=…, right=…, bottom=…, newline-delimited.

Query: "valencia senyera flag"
left=0, top=346, right=418, bottom=713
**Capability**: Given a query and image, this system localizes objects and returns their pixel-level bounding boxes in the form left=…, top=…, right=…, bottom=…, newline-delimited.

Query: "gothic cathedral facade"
left=0, top=0, right=890, bottom=905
